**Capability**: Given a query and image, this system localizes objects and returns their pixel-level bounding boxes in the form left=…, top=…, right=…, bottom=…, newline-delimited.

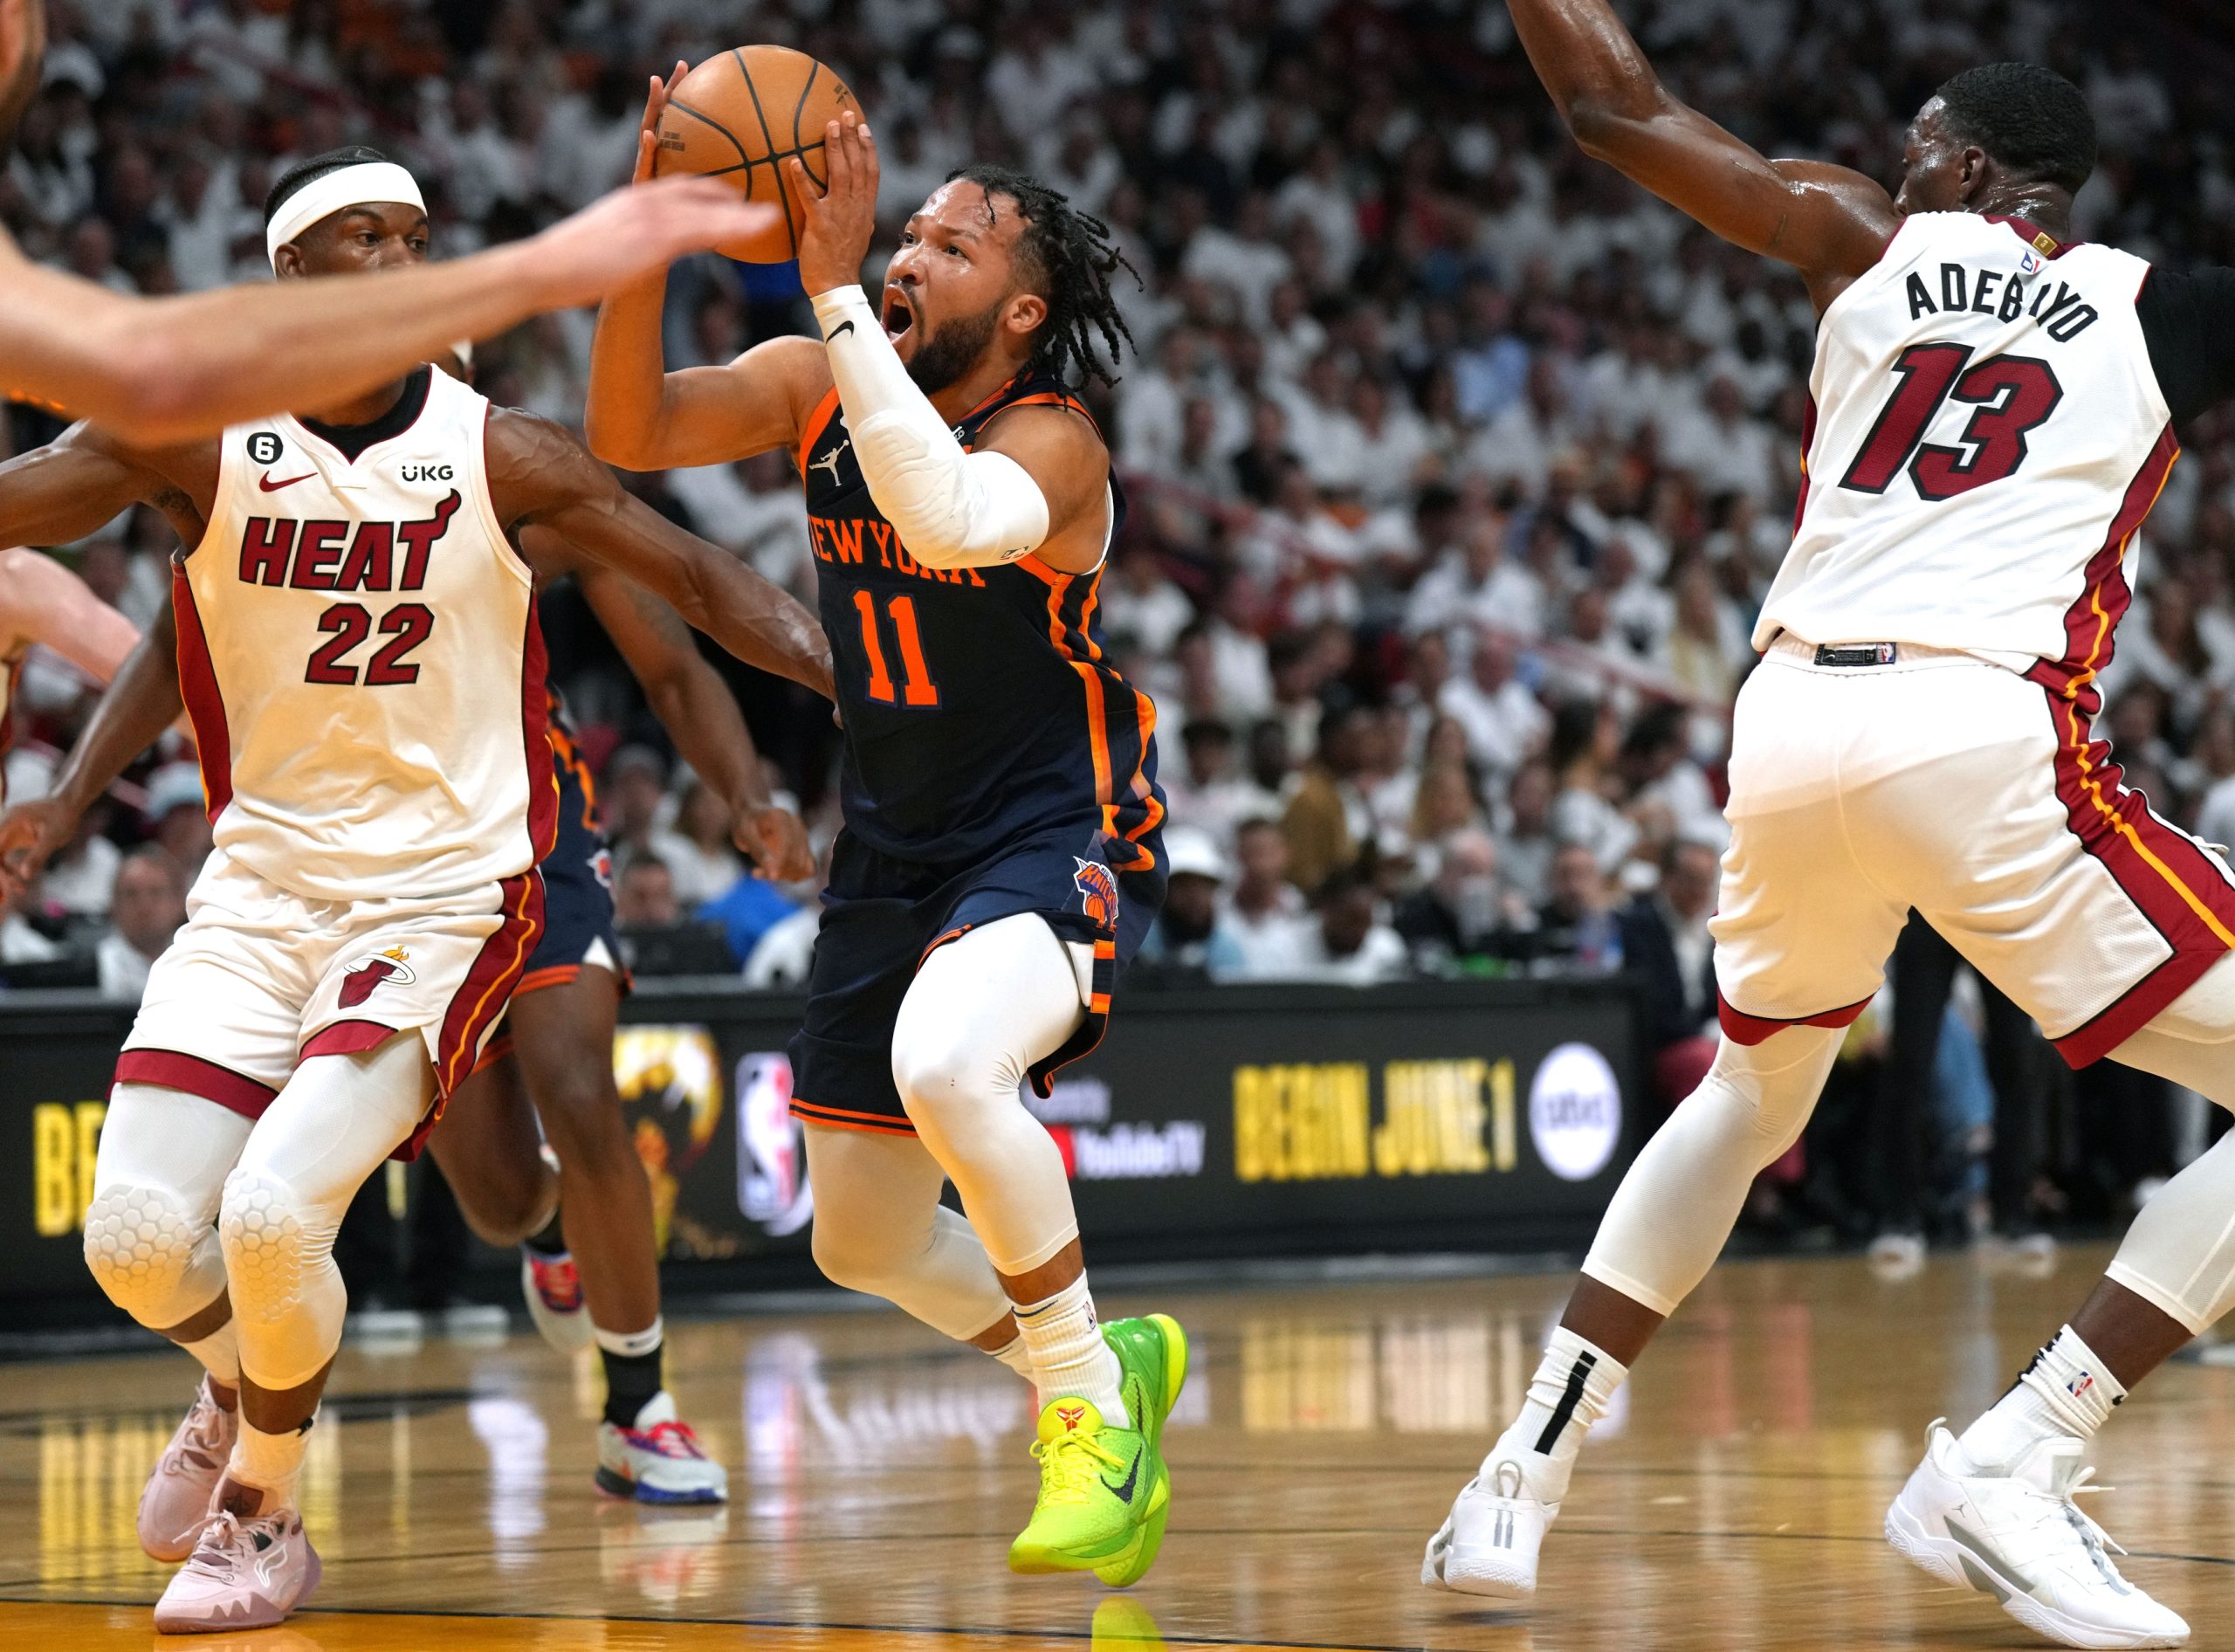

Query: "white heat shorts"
left=1713, top=637, right=2235, bottom=1067
left=117, top=847, right=545, bottom=1136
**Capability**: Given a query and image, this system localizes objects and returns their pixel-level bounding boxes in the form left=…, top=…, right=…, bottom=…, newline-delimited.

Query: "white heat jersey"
left=1758, top=212, right=2176, bottom=676
left=175, top=367, right=554, bottom=903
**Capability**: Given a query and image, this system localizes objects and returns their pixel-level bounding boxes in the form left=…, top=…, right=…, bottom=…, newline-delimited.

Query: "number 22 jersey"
left=175, top=365, right=555, bottom=904
left=1761, top=211, right=2186, bottom=685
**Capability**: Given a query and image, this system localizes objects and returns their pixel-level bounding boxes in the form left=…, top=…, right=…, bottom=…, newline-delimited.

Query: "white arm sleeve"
left=809, top=286, right=1051, bottom=568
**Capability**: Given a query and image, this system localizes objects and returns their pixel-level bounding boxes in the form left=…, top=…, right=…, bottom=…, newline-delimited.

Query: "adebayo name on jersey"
left=1905, top=260, right=2101, bottom=341
left=236, top=491, right=461, bottom=592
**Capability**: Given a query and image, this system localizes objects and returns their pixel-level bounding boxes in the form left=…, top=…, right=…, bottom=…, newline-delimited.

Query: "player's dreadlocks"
left=948, top=163, right=1139, bottom=389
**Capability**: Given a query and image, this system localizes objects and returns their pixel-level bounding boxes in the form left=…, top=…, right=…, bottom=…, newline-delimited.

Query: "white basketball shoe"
left=1422, top=1460, right=1558, bottom=1599
left=138, top=1378, right=236, bottom=1562
left=1885, top=1421, right=2188, bottom=1649
left=152, top=1504, right=322, bottom=1633
left=521, top=1247, right=594, bottom=1354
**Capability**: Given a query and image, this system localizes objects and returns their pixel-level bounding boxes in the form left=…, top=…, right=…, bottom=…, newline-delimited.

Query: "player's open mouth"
left=882, top=286, right=914, bottom=342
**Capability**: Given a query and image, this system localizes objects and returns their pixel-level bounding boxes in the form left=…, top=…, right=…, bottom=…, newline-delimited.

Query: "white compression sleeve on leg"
left=2102, top=1129, right=2235, bottom=1334
left=1581, top=1027, right=1842, bottom=1316
left=221, top=1035, right=433, bottom=1392
left=802, top=1122, right=1014, bottom=1342
left=85, top=1084, right=254, bottom=1350
left=809, top=286, right=1050, bottom=568
left=890, top=913, right=1085, bottom=1277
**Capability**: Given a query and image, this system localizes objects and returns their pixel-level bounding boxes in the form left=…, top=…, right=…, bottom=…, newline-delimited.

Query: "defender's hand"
left=0, top=796, right=76, bottom=901
left=733, top=802, right=815, bottom=885
left=633, top=60, right=690, bottom=186
left=789, top=113, right=878, bottom=298
left=529, top=180, right=782, bottom=309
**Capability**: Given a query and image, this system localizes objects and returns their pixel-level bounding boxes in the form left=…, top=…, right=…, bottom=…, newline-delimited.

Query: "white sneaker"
left=138, top=1379, right=236, bottom=1562
left=521, top=1248, right=594, bottom=1353
left=152, top=1504, right=322, bottom=1633
left=1422, top=1460, right=1557, bottom=1599
left=1885, top=1422, right=2188, bottom=1649
left=595, top=1391, right=729, bottom=1504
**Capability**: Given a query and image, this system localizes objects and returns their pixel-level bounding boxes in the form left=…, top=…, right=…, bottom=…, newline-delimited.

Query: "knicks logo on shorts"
left=339, top=946, right=416, bottom=1008
left=1071, top=859, right=1120, bottom=931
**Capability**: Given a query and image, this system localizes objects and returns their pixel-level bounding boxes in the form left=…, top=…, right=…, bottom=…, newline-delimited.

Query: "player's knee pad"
left=1697, top=1027, right=1840, bottom=1155
left=83, top=1182, right=208, bottom=1325
left=891, top=1029, right=996, bottom=1131
left=217, top=1168, right=337, bottom=1325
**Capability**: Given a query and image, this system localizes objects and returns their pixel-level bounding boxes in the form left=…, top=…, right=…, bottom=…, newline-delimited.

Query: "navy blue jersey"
left=798, top=371, right=1165, bottom=871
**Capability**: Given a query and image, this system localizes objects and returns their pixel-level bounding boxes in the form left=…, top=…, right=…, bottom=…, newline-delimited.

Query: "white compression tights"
left=88, top=1035, right=433, bottom=1390
left=887, top=914, right=1090, bottom=1277
left=803, top=1125, right=1012, bottom=1340
left=2101, top=953, right=2235, bottom=1333
left=1581, top=1025, right=1844, bottom=1317
left=803, top=914, right=1087, bottom=1332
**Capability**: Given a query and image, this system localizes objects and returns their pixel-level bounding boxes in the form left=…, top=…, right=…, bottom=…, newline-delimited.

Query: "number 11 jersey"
left=175, top=365, right=555, bottom=904
left=1760, top=211, right=2176, bottom=685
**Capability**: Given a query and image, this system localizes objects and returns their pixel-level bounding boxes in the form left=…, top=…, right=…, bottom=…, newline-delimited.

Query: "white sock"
left=1011, top=1275, right=1127, bottom=1425
left=225, top=1415, right=313, bottom=1514
left=987, top=1331, right=1035, bottom=1384
left=1957, top=1325, right=2124, bottom=1471
left=182, top=1319, right=242, bottom=1387
left=1484, top=1326, right=1627, bottom=1504
left=593, top=1317, right=663, bottom=1359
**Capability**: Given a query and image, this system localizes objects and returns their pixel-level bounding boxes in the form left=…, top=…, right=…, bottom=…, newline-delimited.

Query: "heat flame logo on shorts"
left=338, top=945, right=415, bottom=1008
left=1071, top=858, right=1119, bottom=930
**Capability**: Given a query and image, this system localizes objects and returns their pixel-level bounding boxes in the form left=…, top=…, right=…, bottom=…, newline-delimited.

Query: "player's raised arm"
left=0, top=176, right=781, bottom=450
left=0, top=545, right=136, bottom=684
left=1507, top=0, right=1898, bottom=306
left=583, top=65, right=829, bottom=472
left=531, top=535, right=815, bottom=882
left=0, top=597, right=182, bottom=898
left=489, top=410, right=833, bottom=699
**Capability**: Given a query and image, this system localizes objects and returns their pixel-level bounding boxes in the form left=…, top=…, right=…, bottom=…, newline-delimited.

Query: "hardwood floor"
left=4, top=1245, right=2230, bottom=1649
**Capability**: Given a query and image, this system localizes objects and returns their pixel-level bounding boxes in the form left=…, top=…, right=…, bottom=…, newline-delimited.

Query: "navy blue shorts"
left=787, top=824, right=1166, bottom=1136
left=478, top=740, right=625, bottom=1071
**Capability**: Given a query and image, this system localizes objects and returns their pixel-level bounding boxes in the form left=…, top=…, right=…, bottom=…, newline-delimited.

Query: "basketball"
left=650, top=46, right=861, bottom=265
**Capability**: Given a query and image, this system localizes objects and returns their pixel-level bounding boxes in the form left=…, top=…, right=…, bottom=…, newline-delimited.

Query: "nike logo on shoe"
left=1103, top=1449, right=1141, bottom=1503
left=258, top=472, right=315, bottom=492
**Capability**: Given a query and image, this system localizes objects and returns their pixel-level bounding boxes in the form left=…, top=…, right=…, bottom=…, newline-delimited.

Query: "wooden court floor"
left=6, top=1246, right=2235, bottom=1650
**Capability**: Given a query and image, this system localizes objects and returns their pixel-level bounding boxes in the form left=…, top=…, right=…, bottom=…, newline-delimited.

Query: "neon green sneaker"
left=1007, top=1312, right=1188, bottom=1588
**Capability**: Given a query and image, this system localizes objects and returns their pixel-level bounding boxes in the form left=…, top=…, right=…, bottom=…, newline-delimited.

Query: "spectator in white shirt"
left=1222, top=817, right=1315, bottom=979
left=1289, top=869, right=1410, bottom=984
left=1439, top=626, right=1550, bottom=776
left=98, top=847, right=187, bottom=1001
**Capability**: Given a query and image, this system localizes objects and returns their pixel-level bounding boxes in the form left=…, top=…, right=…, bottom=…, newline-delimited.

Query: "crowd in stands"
left=5, top=0, right=2234, bottom=1244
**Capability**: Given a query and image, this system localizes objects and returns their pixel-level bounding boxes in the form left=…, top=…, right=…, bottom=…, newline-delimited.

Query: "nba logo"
left=736, top=1053, right=814, bottom=1237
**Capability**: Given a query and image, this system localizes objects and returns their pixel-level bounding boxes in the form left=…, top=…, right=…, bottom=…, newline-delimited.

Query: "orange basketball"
left=650, top=46, right=862, bottom=265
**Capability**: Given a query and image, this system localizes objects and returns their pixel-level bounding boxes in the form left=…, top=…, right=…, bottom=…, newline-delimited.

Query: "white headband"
left=265, top=162, right=426, bottom=271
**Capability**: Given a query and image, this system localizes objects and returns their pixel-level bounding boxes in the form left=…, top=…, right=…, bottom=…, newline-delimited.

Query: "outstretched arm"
left=491, top=411, right=833, bottom=699
left=0, top=178, right=781, bottom=448
left=540, top=537, right=814, bottom=881
left=584, top=65, right=829, bottom=472
left=0, top=546, right=138, bottom=684
left=1508, top=0, right=1898, bottom=306
left=0, top=600, right=183, bottom=898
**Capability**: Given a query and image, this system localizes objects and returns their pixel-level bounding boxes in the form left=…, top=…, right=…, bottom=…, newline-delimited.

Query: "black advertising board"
left=0, top=978, right=1641, bottom=1311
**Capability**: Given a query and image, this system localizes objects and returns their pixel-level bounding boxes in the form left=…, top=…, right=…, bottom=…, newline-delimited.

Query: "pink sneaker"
left=138, top=1380, right=237, bottom=1563
left=152, top=1504, right=322, bottom=1634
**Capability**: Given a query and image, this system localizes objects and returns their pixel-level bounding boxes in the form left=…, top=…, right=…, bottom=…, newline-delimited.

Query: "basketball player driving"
left=1425, top=3, right=2235, bottom=1649
left=0, top=152, right=829, bottom=1635
left=589, top=73, right=1186, bottom=1587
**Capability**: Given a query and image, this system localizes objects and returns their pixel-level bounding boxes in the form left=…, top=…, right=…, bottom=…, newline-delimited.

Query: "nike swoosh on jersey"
left=1103, top=1448, right=1142, bottom=1503
left=258, top=472, right=316, bottom=492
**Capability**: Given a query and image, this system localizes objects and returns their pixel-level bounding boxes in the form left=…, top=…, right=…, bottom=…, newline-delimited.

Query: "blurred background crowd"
left=4, top=0, right=2234, bottom=1260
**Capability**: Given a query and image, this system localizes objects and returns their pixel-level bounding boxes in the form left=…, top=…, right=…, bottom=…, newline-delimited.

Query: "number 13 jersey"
left=1759, top=211, right=2176, bottom=684
left=175, top=365, right=555, bottom=904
